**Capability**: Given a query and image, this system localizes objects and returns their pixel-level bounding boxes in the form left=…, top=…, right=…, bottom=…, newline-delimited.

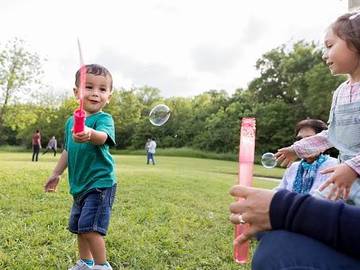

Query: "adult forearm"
left=270, top=190, right=360, bottom=259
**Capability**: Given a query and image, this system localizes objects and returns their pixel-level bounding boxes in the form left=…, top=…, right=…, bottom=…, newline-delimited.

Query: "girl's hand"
left=73, top=126, right=92, bottom=143
left=320, top=164, right=359, bottom=200
left=229, top=185, right=275, bottom=245
left=44, top=175, right=60, bottom=192
left=274, top=146, right=298, bottom=167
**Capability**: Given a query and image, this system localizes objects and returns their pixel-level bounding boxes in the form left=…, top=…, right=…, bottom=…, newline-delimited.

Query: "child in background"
left=42, top=136, right=57, bottom=156
left=276, top=12, right=360, bottom=205
left=44, top=64, right=117, bottom=270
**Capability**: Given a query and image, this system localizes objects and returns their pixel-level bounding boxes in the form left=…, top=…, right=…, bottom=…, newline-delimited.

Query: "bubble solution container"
left=73, top=108, right=86, bottom=133
left=234, top=117, right=256, bottom=264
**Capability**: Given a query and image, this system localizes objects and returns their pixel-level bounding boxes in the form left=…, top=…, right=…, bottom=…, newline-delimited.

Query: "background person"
left=32, top=129, right=41, bottom=162
left=43, top=136, right=57, bottom=156
left=147, top=138, right=156, bottom=165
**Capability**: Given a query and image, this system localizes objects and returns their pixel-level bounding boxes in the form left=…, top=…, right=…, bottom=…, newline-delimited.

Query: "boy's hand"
left=320, top=164, right=359, bottom=200
left=73, top=126, right=92, bottom=143
left=44, top=175, right=60, bottom=192
left=275, top=146, right=298, bottom=167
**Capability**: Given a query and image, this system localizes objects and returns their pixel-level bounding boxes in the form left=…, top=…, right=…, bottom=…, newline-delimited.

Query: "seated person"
left=275, top=119, right=338, bottom=194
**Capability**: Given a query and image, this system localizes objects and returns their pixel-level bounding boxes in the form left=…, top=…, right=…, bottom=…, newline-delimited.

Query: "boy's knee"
left=79, top=231, right=102, bottom=240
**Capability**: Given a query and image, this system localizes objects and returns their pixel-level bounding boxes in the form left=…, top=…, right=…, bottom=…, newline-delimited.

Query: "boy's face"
left=74, top=73, right=112, bottom=115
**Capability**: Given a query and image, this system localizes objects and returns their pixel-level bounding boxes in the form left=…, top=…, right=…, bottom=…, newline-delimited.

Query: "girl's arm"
left=293, top=130, right=333, bottom=159
left=345, top=156, right=360, bottom=176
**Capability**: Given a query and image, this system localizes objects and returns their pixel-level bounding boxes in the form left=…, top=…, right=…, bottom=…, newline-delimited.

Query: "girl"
left=276, top=12, right=360, bottom=205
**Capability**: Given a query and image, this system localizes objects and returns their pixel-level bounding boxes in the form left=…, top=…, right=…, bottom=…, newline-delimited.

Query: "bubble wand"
left=73, top=38, right=86, bottom=133
left=234, top=117, right=256, bottom=263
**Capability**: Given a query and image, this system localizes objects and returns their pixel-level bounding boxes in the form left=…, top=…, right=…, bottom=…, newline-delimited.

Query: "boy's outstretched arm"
left=73, top=126, right=108, bottom=145
left=44, top=150, right=68, bottom=192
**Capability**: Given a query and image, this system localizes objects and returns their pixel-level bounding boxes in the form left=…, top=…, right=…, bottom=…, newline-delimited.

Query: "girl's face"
left=322, top=28, right=360, bottom=77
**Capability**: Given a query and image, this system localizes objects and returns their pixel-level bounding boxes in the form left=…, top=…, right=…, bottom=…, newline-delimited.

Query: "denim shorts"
left=68, top=184, right=117, bottom=236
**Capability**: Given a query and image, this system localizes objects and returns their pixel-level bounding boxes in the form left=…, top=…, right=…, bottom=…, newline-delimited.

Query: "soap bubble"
left=261, top=152, right=277, bottom=169
left=149, top=104, right=171, bottom=126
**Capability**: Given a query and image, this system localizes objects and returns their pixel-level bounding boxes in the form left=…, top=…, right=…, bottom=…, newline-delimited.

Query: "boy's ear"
left=107, top=94, right=112, bottom=104
left=73, top=87, right=78, bottom=96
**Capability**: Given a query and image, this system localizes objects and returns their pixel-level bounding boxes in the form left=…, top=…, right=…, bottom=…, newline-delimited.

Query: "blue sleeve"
left=270, top=189, right=360, bottom=259
left=96, top=114, right=116, bottom=146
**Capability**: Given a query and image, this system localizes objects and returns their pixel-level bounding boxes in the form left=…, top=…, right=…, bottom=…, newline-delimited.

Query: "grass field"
left=0, top=152, right=282, bottom=270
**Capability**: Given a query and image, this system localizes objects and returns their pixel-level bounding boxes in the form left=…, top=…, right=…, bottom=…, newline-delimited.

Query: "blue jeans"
left=68, top=185, right=117, bottom=236
left=147, top=152, right=155, bottom=165
left=253, top=231, right=360, bottom=270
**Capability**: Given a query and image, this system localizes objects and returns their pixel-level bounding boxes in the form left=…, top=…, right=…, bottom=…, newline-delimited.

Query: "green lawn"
left=0, top=152, right=282, bottom=270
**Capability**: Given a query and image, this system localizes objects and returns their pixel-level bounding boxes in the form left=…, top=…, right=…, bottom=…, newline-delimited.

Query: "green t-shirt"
left=64, top=111, right=116, bottom=197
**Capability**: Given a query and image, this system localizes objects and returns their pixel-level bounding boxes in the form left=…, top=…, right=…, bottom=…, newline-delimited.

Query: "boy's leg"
left=80, top=232, right=106, bottom=265
left=78, top=234, right=93, bottom=261
left=77, top=185, right=117, bottom=267
left=68, top=199, right=94, bottom=269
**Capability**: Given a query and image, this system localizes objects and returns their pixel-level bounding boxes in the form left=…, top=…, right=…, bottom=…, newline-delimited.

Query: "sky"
left=0, top=0, right=349, bottom=98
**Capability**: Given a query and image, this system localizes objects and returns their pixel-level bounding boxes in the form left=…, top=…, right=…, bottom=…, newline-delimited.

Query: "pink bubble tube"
left=73, top=39, right=86, bottom=133
left=234, top=117, right=256, bottom=264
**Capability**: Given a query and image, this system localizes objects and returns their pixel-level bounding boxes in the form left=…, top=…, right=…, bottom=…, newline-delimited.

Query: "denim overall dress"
left=328, top=86, right=360, bottom=205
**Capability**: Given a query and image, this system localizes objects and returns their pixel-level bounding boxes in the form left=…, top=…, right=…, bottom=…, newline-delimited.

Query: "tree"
left=0, top=38, right=43, bottom=143
left=246, top=41, right=345, bottom=154
left=248, top=41, right=323, bottom=105
left=106, top=89, right=143, bottom=148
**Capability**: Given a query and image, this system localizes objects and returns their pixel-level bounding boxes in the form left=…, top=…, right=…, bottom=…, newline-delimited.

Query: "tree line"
left=0, top=39, right=345, bottom=155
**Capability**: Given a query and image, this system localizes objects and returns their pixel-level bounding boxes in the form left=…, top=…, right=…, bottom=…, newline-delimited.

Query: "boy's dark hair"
left=331, top=13, right=360, bottom=54
left=75, top=64, right=113, bottom=90
left=295, top=119, right=328, bottom=136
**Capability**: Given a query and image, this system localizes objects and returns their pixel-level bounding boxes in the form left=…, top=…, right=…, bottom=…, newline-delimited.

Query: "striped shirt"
left=293, top=81, right=360, bottom=175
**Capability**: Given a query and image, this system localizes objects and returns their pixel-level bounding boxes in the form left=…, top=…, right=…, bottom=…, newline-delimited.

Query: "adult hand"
left=274, top=146, right=298, bottom=167
left=44, top=174, right=60, bottom=192
left=320, top=163, right=358, bottom=200
left=73, top=126, right=92, bottom=143
left=229, top=185, right=275, bottom=245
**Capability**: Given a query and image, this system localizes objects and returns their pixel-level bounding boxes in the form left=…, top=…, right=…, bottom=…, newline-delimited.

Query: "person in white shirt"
left=147, top=138, right=157, bottom=165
